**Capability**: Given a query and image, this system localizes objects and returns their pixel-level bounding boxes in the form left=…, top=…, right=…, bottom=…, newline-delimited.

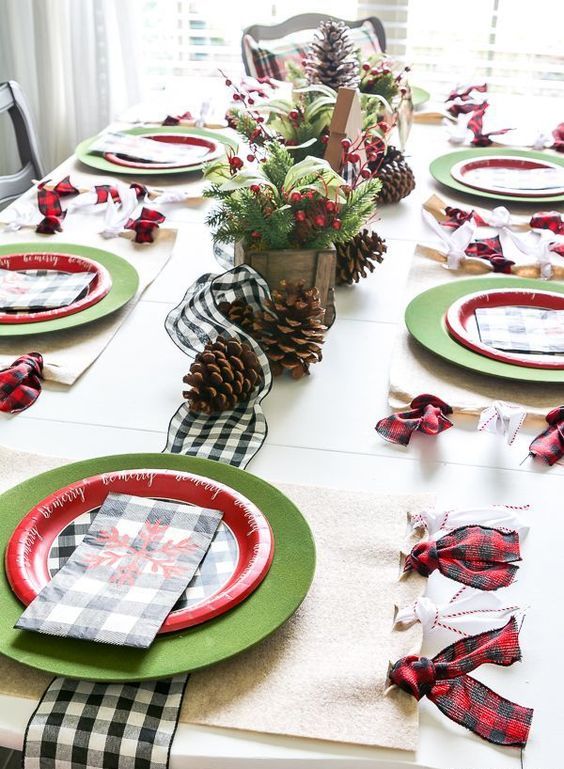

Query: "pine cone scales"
left=254, top=281, right=326, bottom=379
left=218, top=298, right=255, bottom=334
left=304, top=20, right=360, bottom=90
left=336, top=229, right=387, bottom=285
left=375, top=146, right=416, bottom=204
left=183, top=337, right=262, bottom=414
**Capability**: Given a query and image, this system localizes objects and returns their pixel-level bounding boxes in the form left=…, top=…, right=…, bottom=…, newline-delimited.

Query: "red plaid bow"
left=36, top=184, right=65, bottom=234
left=375, top=394, right=453, bottom=446
left=52, top=176, right=80, bottom=197
left=0, top=353, right=44, bottom=413
left=129, top=183, right=149, bottom=201
left=404, top=525, right=520, bottom=590
left=530, top=211, right=564, bottom=235
left=125, top=207, right=166, bottom=243
left=465, top=235, right=515, bottom=273
left=442, top=206, right=487, bottom=229
left=94, top=185, right=120, bottom=204
left=447, top=100, right=485, bottom=118
left=529, top=406, right=564, bottom=466
left=446, top=83, right=487, bottom=102
left=467, top=103, right=513, bottom=147
left=389, top=617, right=533, bottom=746
left=552, top=122, right=564, bottom=152
left=162, top=111, right=193, bottom=126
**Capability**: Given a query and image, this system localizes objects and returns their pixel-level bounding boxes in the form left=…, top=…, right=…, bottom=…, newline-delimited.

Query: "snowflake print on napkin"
left=16, top=492, right=223, bottom=647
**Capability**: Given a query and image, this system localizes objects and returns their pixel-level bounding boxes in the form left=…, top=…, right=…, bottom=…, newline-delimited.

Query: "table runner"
left=388, top=248, right=563, bottom=418
left=0, top=214, right=177, bottom=384
left=0, top=443, right=431, bottom=751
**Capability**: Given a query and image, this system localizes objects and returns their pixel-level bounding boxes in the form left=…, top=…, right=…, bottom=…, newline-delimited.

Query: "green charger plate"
left=405, top=276, right=564, bottom=383
left=75, top=126, right=237, bottom=176
left=0, top=453, right=315, bottom=681
left=411, top=85, right=430, bottom=107
left=430, top=147, right=564, bottom=204
left=0, top=242, right=139, bottom=337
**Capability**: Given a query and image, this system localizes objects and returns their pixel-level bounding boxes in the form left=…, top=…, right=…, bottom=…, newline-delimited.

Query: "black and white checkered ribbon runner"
left=164, top=264, right=272, bottom=467
left=23, top=264, right=273, bottom=768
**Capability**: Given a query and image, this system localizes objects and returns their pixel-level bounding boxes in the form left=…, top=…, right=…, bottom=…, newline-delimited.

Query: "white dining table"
left=0, top=88, right=562, bottom=769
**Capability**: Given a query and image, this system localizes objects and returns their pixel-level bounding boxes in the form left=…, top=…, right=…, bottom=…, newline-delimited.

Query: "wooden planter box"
left=234, top=242, right=337, bottom=327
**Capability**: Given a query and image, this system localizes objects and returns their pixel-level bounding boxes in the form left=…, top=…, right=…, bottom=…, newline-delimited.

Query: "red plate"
left=445, top=288, right=564, bottom=369
left=104, top=133, right=222, bottom=170
left=450, top=155, right=564, bottom=197
left=0, top=252, right=112, bottom=324
left=5, top=469, right=274, bottom=633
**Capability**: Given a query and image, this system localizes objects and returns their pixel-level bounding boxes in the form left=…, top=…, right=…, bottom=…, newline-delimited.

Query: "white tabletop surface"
left=0, top=90, right=562, bottom=769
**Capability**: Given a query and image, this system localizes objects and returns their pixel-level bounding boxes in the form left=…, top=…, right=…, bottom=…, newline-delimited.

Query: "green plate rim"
left=429, top=147, right=564, bottom=204
left=405, top=276, right=564, bottom=382
left=411, top=85, right=430, bottom=107
left=0, top=242, right=139, bottom=336
left=75, top=126, right=237, bottom=175
left=0, top=453, right=316, bottom=681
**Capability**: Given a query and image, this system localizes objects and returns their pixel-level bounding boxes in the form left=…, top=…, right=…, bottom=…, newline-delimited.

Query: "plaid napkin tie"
left=0, top=352, right=43, bottom=413
left=404, top=524, right=521, bottom=590
left=529, top=405, right=564, bottom=465
left=0, top=269, right=96, bottom=311
left=125, top=207, right=166, bottom=243
left=16, top=492, right=223, bottom=647
left=375, top=394, right=453, bottom=446
left=467, top=103, right=513, bottom=147
left=36, top=184, right=65, bottom=234
left=389, top=617, right=533, bottom=746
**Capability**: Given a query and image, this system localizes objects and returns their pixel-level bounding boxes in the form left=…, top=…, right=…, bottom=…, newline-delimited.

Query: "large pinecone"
left=253, top=280, right=326, bottom=379
left=218, top=298, right=255, bottom=334
left=335, top=229, right=387, bottom=285
left=304, top=20, right=360, bottom=90
left=183, top=336, right=263, bottom=414
left=374, top=146, right=416, bottom=204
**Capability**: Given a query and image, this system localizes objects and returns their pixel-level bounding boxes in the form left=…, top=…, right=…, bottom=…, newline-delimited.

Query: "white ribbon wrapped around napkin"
left=2, top=200, right=39, bottom=231
left=421, top=209, right=476, bottom=269
left=410, top=504, right=530, bottom=538
left=395, top=588, right=524, bottom=635
left=478, top=400, right=527, bottom=445
left=100, top=187, right=140, bottom=239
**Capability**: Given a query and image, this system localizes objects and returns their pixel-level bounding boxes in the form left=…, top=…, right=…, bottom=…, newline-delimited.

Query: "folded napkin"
left=0, top=269, right=96, bottom=311
left=90, top=131, right=209, bottom=165
left=16, top=492, right=222, bottom=647
left=475, top=305, right=564, bottom=354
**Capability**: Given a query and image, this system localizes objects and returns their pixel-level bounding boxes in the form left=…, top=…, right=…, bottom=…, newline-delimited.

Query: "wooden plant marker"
left=324, top=87, right=364, bottom=173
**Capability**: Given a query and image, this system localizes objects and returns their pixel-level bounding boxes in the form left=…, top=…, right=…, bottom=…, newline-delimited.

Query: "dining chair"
left=0, top=80, right=44, bottom=209
left=242, top=13, right=386, bottom=77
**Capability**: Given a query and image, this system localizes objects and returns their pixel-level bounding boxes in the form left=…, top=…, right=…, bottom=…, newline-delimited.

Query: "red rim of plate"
left=4, top=469, right=274, bottom=633
left=0, top=252, right=112, bottom=324
left=104, top=133, right=222, bottom=170
left=450, top=155, right=564, bottom=197
left=445, top=288, right=564, bottom=369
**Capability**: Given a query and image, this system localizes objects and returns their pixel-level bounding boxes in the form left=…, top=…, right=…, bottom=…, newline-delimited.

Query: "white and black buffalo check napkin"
left=16, top=492, right=222, bottom=647
left=0, top=269, right=95, bottom=311
left=475, top=305, right=564, bottom=354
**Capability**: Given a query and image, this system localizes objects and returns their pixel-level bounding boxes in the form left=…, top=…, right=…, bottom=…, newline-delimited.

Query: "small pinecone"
left=375, top=146, right=416, bottom=204
left=304, top=20, right=360, bottom=90
left=335, top=229, right=387, bottom=285
left=253, top=281, right=326, bottom=379
left=218, top=298, right=255, bottom=334
left=183, top=336, right=263, bottom=414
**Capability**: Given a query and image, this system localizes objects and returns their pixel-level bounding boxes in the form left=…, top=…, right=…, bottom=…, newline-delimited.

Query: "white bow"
left=395, top=589, right=524, bottom=635
left=478, top=400, right=526, bottom=445
left=410, top=504, right=529, bottom=538
left=2, top=200, right=38, bottom=231
left=99, top=186, right=139, bottom=239
left=446, top=113, right=471, bottom=145
left=422, top=208, right=476, bottom=269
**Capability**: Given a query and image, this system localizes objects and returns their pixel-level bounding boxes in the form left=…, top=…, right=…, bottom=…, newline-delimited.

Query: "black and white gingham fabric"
left=164, top=265, right=272, bottom=467
left=0, top=269, right=95, bottom=311
left=475, top=305, right=564, bottom=354
left=24, top=676, right=187, bottom=769
left=48, top=514, right=239, bottom=611
left=17, top=493, right=222, bottom=648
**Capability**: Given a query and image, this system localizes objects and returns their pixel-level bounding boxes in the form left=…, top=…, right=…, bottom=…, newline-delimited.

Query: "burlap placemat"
left=0, top=446, right=431, bottom=751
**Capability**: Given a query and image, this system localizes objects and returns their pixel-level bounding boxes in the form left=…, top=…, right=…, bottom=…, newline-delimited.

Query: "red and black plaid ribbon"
left=530, top=211, right=564, bottom=235
left=389, top=617, right=533, bottom=746
left=52, top=176, right=80, bottom=197
left=94, top=185, right=120, bottom=204
left=445, top=83, right=487, bottom=102
left=130, top=182, right=149, bottom=201
left=36, top=184, right=65, bottom=234
left=404, top=525, right=521, bottom=590
left=467, top=103, right=512, bottom=147
left=447, top=100, right=485, bottom=118
left=162, top=111, right=193, bottom=126
left=375, top=394, right=453, bottom=446
left=529, top=406, right=564, bottom=465
left=442, top=206, right=487, bottom=229
left=125, top=207, right=166, bottom=243
left=465, top=235, right=515, bottom=273
left=553, top=122, right=564, bottom=153
left=0, top=352, right=43, bottom=413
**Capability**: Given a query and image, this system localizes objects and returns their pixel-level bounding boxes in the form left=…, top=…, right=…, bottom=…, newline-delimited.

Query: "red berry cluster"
left=359, top=56, right=410, bottom=96
left=286, top=190, right=342, bottom=242
left=340, top=128, right=387, bottom=187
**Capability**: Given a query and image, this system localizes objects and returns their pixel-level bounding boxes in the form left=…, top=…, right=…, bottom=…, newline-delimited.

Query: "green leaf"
left=294, top=84, right=337, bottom=99
left=219, top=170, right=275, bottom=192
